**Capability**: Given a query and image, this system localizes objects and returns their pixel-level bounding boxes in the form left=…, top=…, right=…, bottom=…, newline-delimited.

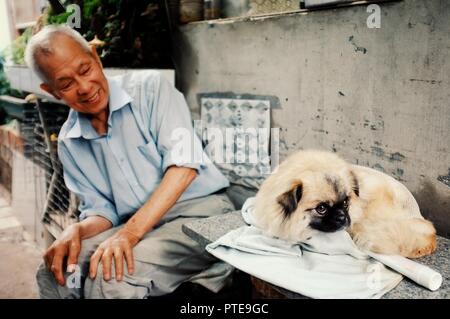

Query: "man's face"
left=39, top=35, right=109, bottom=116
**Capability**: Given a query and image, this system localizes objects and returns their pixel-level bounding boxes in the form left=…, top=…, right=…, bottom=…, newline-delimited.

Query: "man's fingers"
left=89, top=248, right=103, bottom=279
left=67, top=242, right=81, bottom=272
left=43, top=249, right=53, bottom=269
left=113, top=248, right=124, bottom=281
left=124, top=247, right=135, bottom=275
left=101, top=250, right=113, bottom=281
left=51, top=252, right=65, bottom=286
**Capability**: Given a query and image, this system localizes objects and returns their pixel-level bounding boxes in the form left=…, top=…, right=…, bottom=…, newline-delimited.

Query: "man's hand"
left=89, top=166, right=197, bottom=282
left=89, top=229, right=140, bottom=281
left=44, top=216, right=112, bottom=286
left=44, top=223, right=81, bottom=286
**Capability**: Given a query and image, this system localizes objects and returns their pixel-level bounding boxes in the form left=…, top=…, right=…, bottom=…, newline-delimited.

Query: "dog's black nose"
left=334, top=211, right=348, bottom=225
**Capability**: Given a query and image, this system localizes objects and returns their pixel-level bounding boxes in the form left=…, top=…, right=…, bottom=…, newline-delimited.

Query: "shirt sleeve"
left=147, top=74, right=206, bottom=173
left=57, top=141, right=120, bottom=227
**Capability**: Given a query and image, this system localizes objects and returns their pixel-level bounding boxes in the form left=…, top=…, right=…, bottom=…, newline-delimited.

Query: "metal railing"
left=21, top=100, right=79, bottom=238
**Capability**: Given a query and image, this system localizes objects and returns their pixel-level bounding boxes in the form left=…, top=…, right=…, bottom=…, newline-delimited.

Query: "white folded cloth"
left=206, top=197, right=441, bottom=298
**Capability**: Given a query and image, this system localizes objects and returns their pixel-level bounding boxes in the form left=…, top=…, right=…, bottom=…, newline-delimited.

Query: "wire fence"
left=20, top=100, right=79, bottom=238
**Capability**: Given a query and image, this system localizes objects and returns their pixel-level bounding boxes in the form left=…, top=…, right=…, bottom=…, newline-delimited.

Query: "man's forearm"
left=123, top=166, right=197, bottom=239
left=78, top=216, right=113, bottom=240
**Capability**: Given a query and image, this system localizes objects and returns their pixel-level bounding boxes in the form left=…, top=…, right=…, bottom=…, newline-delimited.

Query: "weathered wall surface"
left=174, top=0, right=450, bottom=236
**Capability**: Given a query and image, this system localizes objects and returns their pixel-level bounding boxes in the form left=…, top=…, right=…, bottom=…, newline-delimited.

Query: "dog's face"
left=276, top=169, right=359, bottom=233
left=253, top=150, right=364, bottom=242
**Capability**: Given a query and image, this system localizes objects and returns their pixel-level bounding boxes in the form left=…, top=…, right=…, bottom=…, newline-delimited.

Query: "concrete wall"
left=174, top=0, right=450, bottom=237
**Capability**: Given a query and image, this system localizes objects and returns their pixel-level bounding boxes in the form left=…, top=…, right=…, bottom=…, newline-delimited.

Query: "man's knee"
left=36, top=262, right=50, bottom=282
left=35, top=233, right=102, bottom=298
left=36, top=262, right=62, bottom=299
left=217, top=193, right=235, bottom=213
left=77, top=238, right=98, bottom=267
left=84, top=264, right=150, bottom=299
left=76, top=228, right=118, bottom=270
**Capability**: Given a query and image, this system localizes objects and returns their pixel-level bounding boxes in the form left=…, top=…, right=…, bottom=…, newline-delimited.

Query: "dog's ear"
left=349, top=170, right=360, bottom=197
left=277, top=182, right=302, bottom=219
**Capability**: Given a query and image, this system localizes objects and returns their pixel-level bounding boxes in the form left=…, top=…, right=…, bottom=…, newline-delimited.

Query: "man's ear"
left=40, top=83, right=61, bottom=100
left=277, top=182, right=302, bottom=220
left=90, top=45, right=103, bottom=68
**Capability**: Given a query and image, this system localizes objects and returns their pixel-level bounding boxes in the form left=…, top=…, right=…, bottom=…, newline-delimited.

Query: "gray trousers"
left=36, top=193, right=235, bottom=299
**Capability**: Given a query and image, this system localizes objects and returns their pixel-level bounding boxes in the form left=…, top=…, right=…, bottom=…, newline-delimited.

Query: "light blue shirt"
left=58, top=71, right=229, bottom=227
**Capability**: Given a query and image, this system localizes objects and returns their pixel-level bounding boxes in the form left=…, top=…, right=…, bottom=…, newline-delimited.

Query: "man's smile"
left=82, top=89, right=100, bottom=104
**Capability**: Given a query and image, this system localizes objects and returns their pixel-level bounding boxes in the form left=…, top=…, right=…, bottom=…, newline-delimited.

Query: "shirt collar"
left=108, top=77, right=133, bottom=113
left=63, top=77, right=132, bottom=140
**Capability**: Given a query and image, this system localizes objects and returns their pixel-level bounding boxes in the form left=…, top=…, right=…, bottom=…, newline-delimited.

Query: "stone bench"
left=182, top=211, right=450, bottom=299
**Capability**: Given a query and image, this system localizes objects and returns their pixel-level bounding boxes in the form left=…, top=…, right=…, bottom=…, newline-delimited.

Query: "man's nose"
left=77, top=80, right=92, bottom=95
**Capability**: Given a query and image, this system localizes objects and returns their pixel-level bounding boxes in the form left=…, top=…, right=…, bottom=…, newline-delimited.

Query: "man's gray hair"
left=24, top=25, right=91, bottom=82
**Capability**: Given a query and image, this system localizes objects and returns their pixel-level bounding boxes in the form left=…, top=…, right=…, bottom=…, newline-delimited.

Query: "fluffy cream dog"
left=253, top=150, right=437, bottom=258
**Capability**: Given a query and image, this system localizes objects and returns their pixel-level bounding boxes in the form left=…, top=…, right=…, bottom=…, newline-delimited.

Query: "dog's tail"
left=350, top=217, right=437, bottom=258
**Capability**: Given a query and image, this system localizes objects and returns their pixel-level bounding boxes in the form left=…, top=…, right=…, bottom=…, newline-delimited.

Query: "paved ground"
left=0, top=197, right=42, bottom=299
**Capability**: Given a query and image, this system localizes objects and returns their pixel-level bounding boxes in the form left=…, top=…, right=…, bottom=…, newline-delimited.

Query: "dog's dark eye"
left=315, top=204, right=328, bottom=215
left=343, top=198, right=349, bottom=208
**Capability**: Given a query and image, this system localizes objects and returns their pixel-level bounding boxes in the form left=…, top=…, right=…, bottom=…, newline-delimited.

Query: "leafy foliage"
left=46, top=0, right=173, bottom=68
left=4, top=0, right=172, bottom=69
left=82, top=0, right=101, bottom=19
left=0, top=55, right=22, bottom=97
left=5, top=27, right=33, bottom=65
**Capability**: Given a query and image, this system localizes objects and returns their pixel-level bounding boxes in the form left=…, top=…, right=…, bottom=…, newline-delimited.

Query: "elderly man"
left=25, top=25, right=234, bottom=299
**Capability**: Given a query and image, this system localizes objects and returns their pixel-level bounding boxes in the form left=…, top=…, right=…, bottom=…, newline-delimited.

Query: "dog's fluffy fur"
left=253, top=150, right=437, bottom=258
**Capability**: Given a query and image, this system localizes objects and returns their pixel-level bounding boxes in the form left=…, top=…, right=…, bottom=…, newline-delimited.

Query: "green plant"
left=0, top=54, right=22, bottom=97
left=5, top=0, right=172, bottom=69
left=5, top=27, right=33, bottom=65
left=0, top=55, right=11, bottom=95
left=47, top=10, right=72, bottom=25
left=83, top=0, right=101, bottom=19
